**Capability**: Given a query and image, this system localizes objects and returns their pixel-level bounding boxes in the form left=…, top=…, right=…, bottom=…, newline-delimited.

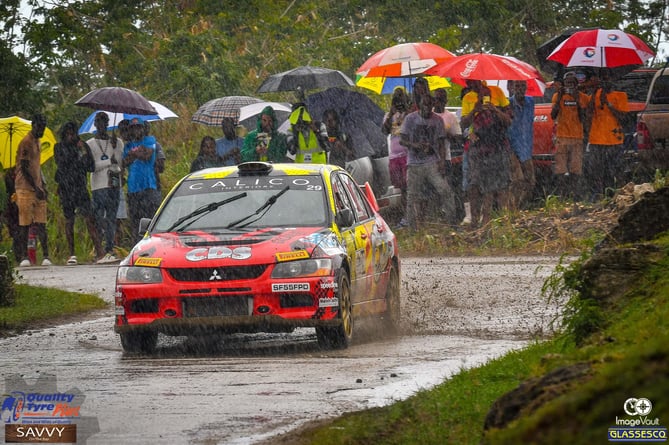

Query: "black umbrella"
left=75, top=87, right=157, bottom=115
left=256, top=66, right=354, bottom=93
left=305, top=87, right=386, bottom=158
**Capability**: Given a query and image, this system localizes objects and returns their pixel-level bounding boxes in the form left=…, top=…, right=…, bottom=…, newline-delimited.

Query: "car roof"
left=185, top=162, right=344, bottom=181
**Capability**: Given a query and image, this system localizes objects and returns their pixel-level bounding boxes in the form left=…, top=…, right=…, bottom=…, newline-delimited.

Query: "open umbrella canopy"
left=0, top=116, right=56, bottom=168
left=256, top=66, right=354, bottom=93
left=356, top=42, right=455, bottom=77
left=426, top=53, right=545, bottom=84
left=304, top=87, right=386, bottom=158
left=238, top=102, right=292, bottom=130
left=355, top=73, right=451, bottom=94
left=546, top=29, right=655, bottom=70
left=191, top=96, right=263, bottom=127
left=75, top=87, right=157, bottom=115
left=78, top=101, right=178, bottom=135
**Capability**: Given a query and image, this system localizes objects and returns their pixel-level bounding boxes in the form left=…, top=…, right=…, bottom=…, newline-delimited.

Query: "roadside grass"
left=396, top=197, right=606, bottom=257
left=272, top=233, right=669, bottom=445
left=0, top=283, right=107, bottom=334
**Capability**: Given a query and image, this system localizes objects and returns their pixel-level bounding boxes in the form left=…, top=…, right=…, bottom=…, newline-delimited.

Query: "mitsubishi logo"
left=209, top=269, right=222, bottom=281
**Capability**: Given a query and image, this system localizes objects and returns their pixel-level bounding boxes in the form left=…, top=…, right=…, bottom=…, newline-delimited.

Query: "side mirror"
left=139, top=218, right=152, bottom=235
left=335, top=208, right=354, bottom=228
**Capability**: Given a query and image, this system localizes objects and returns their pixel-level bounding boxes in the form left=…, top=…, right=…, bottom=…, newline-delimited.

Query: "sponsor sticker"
left=275, top=250, right=310, bottom=262
left=272, top=283, right=310, bottom=292
left=318, top=297, right=339, bottom=308
left=134, top=257, right=162, bottom=267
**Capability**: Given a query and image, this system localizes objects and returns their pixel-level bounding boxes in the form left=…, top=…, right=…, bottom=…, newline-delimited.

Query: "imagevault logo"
left=608, top=397, right=667, bottom=442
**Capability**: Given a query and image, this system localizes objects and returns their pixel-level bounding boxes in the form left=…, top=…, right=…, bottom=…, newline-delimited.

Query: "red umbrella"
left=546, top=29, right=654, bottom=69
left=357, top=42, right=455, bottom=77
left=426, top=53, right=545, bottom=85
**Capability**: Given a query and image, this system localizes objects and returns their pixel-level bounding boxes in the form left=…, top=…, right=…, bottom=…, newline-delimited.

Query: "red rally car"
left=114, top=162, right=401, bottom=352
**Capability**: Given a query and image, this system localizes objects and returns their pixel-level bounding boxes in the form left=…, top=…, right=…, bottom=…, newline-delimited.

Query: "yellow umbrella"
left=0, top=116, right=56, bottom=169
left=355, top=73, right=451, bottom=95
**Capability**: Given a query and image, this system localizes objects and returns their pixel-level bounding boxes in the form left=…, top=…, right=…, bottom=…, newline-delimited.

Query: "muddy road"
left=2, top=256, right=565, bottom=444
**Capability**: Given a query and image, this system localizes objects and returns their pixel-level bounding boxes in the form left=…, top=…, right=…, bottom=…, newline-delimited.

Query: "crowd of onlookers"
left=1, top=68, right=629, bottom=265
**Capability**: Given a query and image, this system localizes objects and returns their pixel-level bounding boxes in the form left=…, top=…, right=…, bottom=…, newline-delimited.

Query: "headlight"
left=271, top=259, right=333, bottom=278
left=117, top=266, right=163, bottom=284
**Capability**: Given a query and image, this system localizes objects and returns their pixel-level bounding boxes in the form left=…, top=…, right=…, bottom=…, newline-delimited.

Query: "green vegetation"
left=275, top=233, right=669, bottom=444
left=0, top=283, right=107, bottom=335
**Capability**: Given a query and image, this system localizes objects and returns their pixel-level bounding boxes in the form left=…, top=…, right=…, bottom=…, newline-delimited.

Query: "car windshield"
left=152, top=174, right=328, bottom=232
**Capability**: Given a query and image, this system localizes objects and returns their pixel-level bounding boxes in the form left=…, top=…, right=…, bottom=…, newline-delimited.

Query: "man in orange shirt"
left=584, top=68, right=629, bottom=199
left=551, top=72, right=590, bottom=199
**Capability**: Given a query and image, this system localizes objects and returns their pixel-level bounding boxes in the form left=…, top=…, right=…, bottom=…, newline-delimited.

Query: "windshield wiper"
left=167, top=192, right=247, bottom=232
left=226, top=186, right=289, bottom=229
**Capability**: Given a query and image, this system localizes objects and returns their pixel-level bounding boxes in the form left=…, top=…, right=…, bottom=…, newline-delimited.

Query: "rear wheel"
left=316, top=274, right=352, bottom=349
left=119, top=331, right=158, bottom=353
left=383, top=263, right=401, bottom=335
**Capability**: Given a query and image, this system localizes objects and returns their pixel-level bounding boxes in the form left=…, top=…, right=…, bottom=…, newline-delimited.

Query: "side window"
left=332, top=175, right=353, bottom=213
left=650, top=75, right=669, bottom=105
left=339, top=173, right=372, bottom=221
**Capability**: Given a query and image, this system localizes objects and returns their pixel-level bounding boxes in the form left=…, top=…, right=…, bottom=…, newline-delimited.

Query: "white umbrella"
left=78, top=101, right=178, bottom=134
left=238, top=102, right=292, bottom=130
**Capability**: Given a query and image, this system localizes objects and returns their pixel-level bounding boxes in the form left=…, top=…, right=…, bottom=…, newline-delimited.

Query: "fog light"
left=257, top=305, right=270, bottom=314
left=164, top=309, right=177, bottom=317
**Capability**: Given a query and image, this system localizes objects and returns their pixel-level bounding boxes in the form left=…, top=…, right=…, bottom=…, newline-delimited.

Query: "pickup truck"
left=532, top=69, right=660, bottom=184
left=635, top=67, right=669, bottom=176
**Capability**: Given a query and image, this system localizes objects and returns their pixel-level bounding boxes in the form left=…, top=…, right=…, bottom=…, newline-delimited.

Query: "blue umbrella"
left=78, top=101, right=178, bottom=134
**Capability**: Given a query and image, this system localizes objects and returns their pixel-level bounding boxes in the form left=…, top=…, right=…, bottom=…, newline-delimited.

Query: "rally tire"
left=316, top=274, right=352, bottom=349
left=119, top=331, right=158, bottom=353
left=383, top=263, right=401, bottom=335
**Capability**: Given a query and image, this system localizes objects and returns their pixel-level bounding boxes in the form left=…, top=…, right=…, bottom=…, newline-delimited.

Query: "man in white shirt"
left=86, top=112, right=124, bottom=264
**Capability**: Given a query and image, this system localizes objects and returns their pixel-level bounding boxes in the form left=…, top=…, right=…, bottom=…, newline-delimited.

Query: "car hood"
left=124, top=227, right=342, bottom=268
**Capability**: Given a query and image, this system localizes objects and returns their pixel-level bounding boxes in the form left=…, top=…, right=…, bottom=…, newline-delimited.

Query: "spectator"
left=551, top=71, right=590, bottom=199
left=584, top=68, right=629, bottom=199
left=433, top=88, right=462, bottom=167
left=2, top=167, right=20, bottom=263
left=86, top=112, right=124, bottom=264
left=507, top=80, right=536, bottom=209
left=411, top=77, right=430, bottom=111
left=122, top=117, right=161, bottom=243
left=287, top=103, right=329, bottom=164
left=190, top=136, right=224, bottom=172
left=14, top=113, right=51, bottom=267
left=383, top=86, right=411, bottom=225
left=460, top=80, right=511, bottom=225
left=143, top=121, right=165, bottom=192
left=241, top=106, right=289, bottom=163
left=216, top=117, right=243, bottom=166
left=323, top=109, right=354, bottom=168
left=400, top=93, right=458, bottom=230
left=54, top=121, right=104, bottom=265
left=466, top=87, right=513, bottom=227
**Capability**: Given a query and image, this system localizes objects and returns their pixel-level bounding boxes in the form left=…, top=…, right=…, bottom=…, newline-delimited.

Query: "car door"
left=334, top=172, right=384, bottom=303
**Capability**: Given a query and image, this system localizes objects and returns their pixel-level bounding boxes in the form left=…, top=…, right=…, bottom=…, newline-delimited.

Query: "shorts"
left=554, top=137, right=584, bottom=175
left=15, top=189, right=47, bottom=226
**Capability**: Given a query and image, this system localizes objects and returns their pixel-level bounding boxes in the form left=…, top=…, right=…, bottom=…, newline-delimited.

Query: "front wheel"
left=119, top=331, right=158, bottom=353
left=316, top=274, right=352, bottom=349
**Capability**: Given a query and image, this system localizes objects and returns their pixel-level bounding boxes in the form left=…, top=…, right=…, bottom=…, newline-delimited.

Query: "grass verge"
left=269, top=234, right=669, bottom=444
left=0, top=284, right=107, bottom=335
